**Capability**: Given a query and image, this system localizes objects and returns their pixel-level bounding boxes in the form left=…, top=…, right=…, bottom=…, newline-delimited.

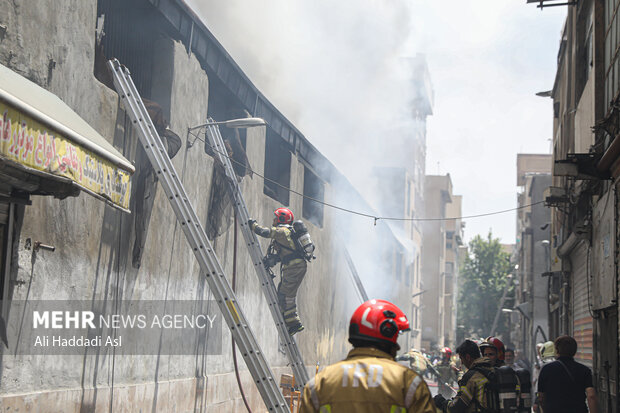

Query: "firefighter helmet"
left=348, top=299, right=410, bottom=350
left=481, top=336, right=505, bottom=361
left=441, top=347, right=452, bottom=358
left=274, top=207, right=294, bottom=224
left=540, top=341, right=555, bottom=358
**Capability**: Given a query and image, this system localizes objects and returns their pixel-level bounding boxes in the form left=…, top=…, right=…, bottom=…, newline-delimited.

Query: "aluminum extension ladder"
left=204, top=122, right=310, bottom=387
left=107, top=59, right=290, bottom=413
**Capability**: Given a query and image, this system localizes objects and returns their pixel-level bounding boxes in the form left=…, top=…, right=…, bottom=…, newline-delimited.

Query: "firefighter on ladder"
left=249, top=207, right=308, bottom=335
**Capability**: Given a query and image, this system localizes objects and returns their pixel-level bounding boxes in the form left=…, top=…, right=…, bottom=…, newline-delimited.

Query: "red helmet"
left=481, top=336, right=505, bottom=361
left=441, top=347, right=452, bottom=358
left=348, top=299, right=410, bottom=350
left=274, top=207, right=294, bottom=225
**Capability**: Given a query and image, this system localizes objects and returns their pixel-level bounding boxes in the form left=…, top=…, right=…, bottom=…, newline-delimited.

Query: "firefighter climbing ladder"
left=107, top=59, right=290, bottom=413
left=204, top=120, right=310, bottom=387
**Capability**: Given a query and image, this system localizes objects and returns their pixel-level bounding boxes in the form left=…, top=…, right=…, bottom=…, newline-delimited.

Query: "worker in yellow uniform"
left=249, top=207, right=308, bottom=335
left=299, top=299, right=436, bottom=413
left=433, top=340, right=494, bottom=413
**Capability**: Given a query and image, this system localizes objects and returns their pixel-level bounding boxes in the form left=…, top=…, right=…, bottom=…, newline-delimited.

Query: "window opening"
left=302, top=167, right=324, bottom=227
left=205, top=82, right=253, bottom=240
left=206, top=80, right=251, bottom=178
left=95, top=0, right=169, bottom=97
left=263, top=128, right=291, bottom=205
left=95, top=0, right=178, bottom=267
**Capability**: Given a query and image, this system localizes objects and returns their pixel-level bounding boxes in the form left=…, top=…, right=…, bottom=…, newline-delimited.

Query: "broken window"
left=206, top=81, right=252, bottom=178
left=264, top=128, right=291, bottom=205
left=94, top=0, right=180, bottom=268
left=203, top=83, right=254, bottom=240
left=302, top=167, right=324, bottom=227
left=94, top=0, right=167, bottom=98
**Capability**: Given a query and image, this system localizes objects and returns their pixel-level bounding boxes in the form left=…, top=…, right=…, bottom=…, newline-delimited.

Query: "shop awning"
left=0, top=63, right=134, bottom=211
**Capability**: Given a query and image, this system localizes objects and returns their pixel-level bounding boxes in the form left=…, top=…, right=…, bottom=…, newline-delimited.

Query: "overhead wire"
left=190, top=129, right=546, bottom=224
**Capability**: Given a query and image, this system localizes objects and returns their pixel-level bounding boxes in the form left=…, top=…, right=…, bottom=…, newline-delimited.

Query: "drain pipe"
left=231, top=213, right=253, bottom=412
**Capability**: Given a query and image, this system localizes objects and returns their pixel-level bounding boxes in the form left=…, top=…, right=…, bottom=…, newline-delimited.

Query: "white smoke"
left=182, top=0, right=424, bottom=306
left=186, top=0, right=416, bottom=194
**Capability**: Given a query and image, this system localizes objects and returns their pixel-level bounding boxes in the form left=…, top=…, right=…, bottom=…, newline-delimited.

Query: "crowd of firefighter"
left=296, top=301, right=594, bottom=413
left=255, top=206, right=595, bottom=412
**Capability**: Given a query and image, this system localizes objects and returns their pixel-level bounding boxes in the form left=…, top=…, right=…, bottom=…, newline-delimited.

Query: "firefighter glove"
left=247, top=219, right=256, bottom=228
left=433, top=394, right=447, bottom=410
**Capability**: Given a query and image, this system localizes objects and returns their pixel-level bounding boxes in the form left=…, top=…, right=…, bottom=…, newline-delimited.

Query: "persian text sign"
left=0, top=102, right=131, bottom=209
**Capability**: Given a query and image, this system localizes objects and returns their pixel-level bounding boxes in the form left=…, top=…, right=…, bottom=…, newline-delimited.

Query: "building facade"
left=514, top=154, right=552, bottom=366
left=537, top=0, right=618, bottom=410
left=421, top=174, right=462, bottom=351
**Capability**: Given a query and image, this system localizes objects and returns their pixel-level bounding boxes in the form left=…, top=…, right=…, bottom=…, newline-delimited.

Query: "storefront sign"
left=0, top=102, right=131, bottom=209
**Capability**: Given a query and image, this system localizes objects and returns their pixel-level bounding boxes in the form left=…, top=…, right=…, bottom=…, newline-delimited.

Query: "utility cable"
left=191, top=130, right=546, bottom=224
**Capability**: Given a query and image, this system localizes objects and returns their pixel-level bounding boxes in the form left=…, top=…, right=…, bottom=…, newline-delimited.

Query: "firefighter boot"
left=287, top=321, right=304, bottom=336
left=283, top=306, right=304, bottom=335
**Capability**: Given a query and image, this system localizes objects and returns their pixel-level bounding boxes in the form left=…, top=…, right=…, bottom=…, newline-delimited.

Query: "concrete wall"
left=0, top=1, right=411, bottom=410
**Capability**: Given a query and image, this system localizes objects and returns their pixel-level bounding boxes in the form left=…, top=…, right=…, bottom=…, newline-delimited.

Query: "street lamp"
left=501, top=306, right=531, bottom=320
left=186, top=117, right=267, bottom=148
left=189, top=117, right=266, bottom=132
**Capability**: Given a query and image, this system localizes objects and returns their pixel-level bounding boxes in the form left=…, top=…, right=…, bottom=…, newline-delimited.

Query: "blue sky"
left=186, top=0, right=566, bottom=244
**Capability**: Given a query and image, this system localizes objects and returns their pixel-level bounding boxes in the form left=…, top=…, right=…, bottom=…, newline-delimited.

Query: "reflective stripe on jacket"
left=299, top=347, right=436, bottom=413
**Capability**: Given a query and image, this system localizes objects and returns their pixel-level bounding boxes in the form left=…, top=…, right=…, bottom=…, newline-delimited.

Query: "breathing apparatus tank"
left=496, top=365, right=519, bottom=413
left=292, top=220, right=315, bottom=261
left=514, top=368, right=531, bottom=412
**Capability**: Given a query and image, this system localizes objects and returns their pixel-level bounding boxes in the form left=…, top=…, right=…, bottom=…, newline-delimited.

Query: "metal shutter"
left=571, top=240, right=594, bottom=368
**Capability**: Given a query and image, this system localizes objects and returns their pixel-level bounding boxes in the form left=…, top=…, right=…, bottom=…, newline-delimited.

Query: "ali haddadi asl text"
left=34, top=335, right=121, bottom=347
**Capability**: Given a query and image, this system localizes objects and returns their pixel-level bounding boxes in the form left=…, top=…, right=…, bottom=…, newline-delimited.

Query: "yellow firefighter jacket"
left=444, top=357, right=494, bottom=413
left=299, top=347, right=436, bottom=413
left=252, top=222, right=305, bottom=267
